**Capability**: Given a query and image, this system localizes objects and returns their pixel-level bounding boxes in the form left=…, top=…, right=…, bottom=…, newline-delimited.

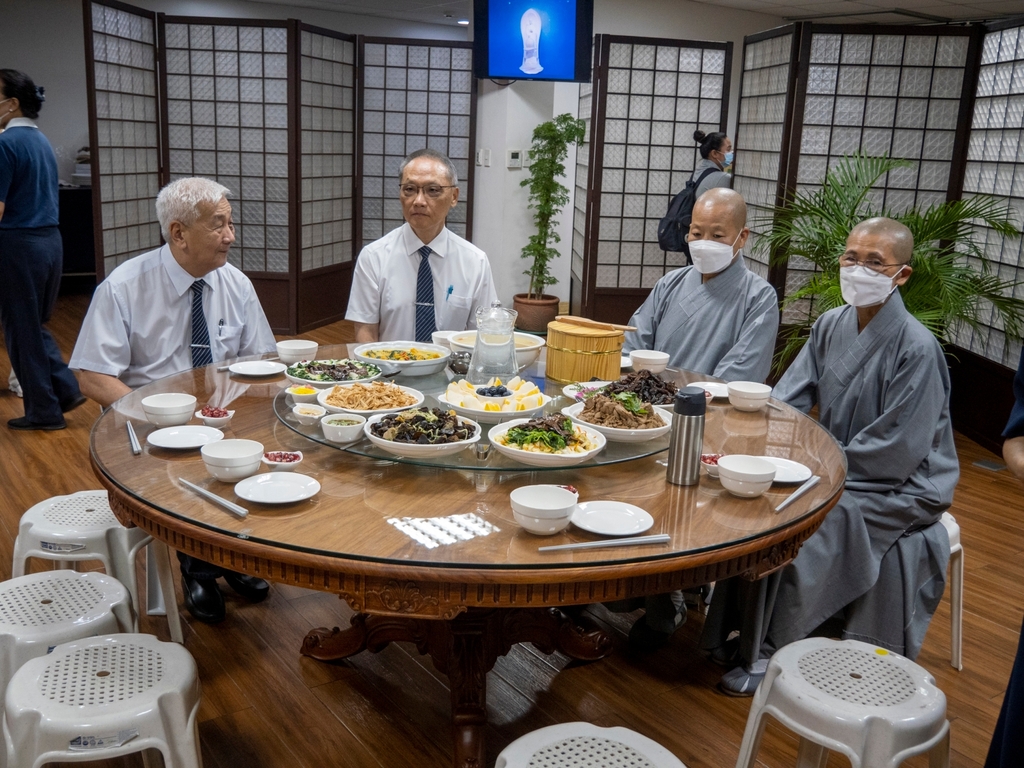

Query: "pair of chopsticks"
left=539, top=533, right=670, bottom=552
left=179, top=477, right=249, bottom=518
left=554, top=315, right=637, bottom=333
left=774, top=475, right=820, bottom=513
left=126, top=420, right=141, bottom=455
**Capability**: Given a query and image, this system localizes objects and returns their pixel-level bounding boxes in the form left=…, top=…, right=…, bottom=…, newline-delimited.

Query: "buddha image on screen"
left=520, top=9, right=543, bottom=75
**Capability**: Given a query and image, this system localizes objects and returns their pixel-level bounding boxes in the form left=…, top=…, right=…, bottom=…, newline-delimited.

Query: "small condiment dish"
left=509, top=484, right=579, bottom=535
left=321, top=413, right=365, bottom=443
left=292, top=403, right=326, bottom=425
left=194, top=408, right=234, bottom=428
left=717, top=454, right=776, bottom=498
left=262, top=451, right=304, bottom=471
left=286, top=384, right=320, bottom=403
left=141, top=393, right=197, bottom=426
left=728, top=381, right=773, bottom=412
left=277, top=339, right=319, bottom=365
left=701, top=453, right=724, bottom=478
left=201, top=439, right=264, bottom=482
left=629, top=349, right=669, bottom=374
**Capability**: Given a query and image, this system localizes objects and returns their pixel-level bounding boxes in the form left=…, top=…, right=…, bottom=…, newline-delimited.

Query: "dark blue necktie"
left=191, top=279, right=213, bottom=368
left=414, top=245, right=436, bottom=343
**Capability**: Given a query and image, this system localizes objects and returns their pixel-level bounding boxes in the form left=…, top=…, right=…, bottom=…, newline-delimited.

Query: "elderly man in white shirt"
left=70, top=177, right=276, bottom=625
left=346, top=148, right=496, bottom=342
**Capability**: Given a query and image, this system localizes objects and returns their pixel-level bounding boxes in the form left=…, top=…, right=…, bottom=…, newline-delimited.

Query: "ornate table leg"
left=302, top=607, right=612, bottom=768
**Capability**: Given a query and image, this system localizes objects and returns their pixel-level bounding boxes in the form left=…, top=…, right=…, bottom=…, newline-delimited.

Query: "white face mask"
left=839, top=264, right=905, bottom=307
left=689, top=230, right=741, bottom=275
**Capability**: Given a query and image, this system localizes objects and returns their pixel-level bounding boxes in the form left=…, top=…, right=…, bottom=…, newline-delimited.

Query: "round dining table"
left=90, top=345, right=847, bottom=768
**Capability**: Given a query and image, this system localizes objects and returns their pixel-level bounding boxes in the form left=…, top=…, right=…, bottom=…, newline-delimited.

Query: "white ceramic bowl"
left=201, top=439, right=264, bottom=481
left=317, top=383, right=424, bottom=417
left=728, top=381, right=773, bottom=412
left=512, top=509, right=574, bottom=535
left=141, top=393, right=197, bottom=426
left=561, top=401, right=672, bottom=443
left=701, top=453, right=725, bottom=478
left=276, top=339, right=319, bottom=365
left=321, top=413, right=366, bottom=443
left=487, top=419, right=606, bottom=468
left=262, top=450, right=304, bottom=471
left=285, top=385, right=321, bottom=403
left=430, top=330, right=455, bottom=349
left=510, top=484, right=579, bottom=520
left=194, top=408, right=234, bottom=428
left=292, top=403, right=327, bottom=425
left=353, top=341, right=451, bottom=377
left=717, top=454, right=776, bottom=497
left=435, top=392, right=551, bottom=424
left=629, top=349, right=670, bottom=374
left=364, top=412, right=482, bottom=458
left=448, top=331, right=546, bottom=371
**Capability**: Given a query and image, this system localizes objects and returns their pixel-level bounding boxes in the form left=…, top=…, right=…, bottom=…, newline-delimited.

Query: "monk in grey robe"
left=705, top=217, right=958, bottom=695
left=618, top=189, right=780, bottom=650
left=624, top=188, right=779, bottom=383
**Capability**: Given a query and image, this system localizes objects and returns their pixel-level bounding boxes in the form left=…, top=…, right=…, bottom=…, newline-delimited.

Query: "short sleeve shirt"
left=0, top=119, right=59, bottom=229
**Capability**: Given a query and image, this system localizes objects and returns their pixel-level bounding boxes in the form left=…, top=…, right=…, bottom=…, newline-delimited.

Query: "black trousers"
left=985, top=612, right=1024, bottom=767
left=0, top=227, right=81, bottom=424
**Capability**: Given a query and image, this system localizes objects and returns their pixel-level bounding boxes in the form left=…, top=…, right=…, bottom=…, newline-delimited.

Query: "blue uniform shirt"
left=0, top=122, right=60, bottom=229
left=1004, top=346, right=1024, bottom=439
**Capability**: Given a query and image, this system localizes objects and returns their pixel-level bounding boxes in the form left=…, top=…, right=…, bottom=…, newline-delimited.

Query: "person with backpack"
left=657, top=131, right=734, bottom=258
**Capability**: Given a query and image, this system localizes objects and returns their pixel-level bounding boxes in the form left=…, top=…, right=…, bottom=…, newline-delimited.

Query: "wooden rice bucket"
left=545, top=318, right=624, bottom=383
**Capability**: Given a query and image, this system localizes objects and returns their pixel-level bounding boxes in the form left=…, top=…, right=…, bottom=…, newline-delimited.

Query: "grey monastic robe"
left=623, top=256, right=779, bottom=383
left=703, top=291, right=957, bottom=660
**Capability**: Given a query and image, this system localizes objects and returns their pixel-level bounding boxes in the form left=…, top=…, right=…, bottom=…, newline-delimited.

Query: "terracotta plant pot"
left=513, top=293, right=559, bottom=332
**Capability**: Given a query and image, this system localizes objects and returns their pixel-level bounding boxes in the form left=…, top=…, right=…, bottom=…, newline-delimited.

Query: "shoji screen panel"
left=958, top=21, right=1024, bottom=367
left=734, top=28, right=797, bottom=283
left=162, top=19, right=292, bottom=276
left=570, top=78, right=594, bottom=317
left=579, top=35, right=732, bottom=323
left=299, top=26, right=356, bottom=273
left=84, top=0, right=162, bottom=280
left=358, top=38, right=475, bottom=248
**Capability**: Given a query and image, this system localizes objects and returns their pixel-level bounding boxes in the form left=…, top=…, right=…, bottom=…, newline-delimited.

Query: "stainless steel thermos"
left=666, top=386, right=706, bottom=485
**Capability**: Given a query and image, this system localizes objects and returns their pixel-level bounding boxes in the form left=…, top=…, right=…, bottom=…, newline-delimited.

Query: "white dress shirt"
left=345, top=223, right=497, bottom=341
left=70, top=245, right=276, bottom=388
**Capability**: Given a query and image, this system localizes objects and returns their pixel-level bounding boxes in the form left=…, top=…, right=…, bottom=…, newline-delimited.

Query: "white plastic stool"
left=735, top=638, right=949, bottom=768
left=0, top=571, right=134, bottom=768
left=939, top=512, right=963, bottom=671
left=3, top=634, right=201, bottom=768
left=11, top=491, right=182, bottom=643
left=496, top=722, right=686, bottom=768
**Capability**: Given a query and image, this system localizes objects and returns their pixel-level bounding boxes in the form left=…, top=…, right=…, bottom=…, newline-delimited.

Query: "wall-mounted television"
left=473, top=0, right=594, bottom=83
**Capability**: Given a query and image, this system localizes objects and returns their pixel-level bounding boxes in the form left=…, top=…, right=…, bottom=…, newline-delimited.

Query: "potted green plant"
left=758, top=153, right=1024, bottom=375
left=513, top=113, right=586, bottom=331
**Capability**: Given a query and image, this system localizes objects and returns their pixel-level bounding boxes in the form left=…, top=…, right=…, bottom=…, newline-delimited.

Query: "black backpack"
left=657, top=168, right=717, bottom=256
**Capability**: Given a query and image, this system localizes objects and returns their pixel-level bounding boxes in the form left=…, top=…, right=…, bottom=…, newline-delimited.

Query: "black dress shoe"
left=61, top=394, right=88, bottom=413
left=627, top=615, right=677, bottom=654
left=223, top=572, right=270, bottom=603
left=8, top=417, right=66, bottom=431
left=181, top=575, right=226, bottom=624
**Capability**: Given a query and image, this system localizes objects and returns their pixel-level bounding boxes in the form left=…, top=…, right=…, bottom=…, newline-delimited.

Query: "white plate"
left=353, top=341, right=451, bottom=377
left=561, top=381, right=612, bottom=400
left=234, top=472, right=321, bottom=504
left=364, top=413, right=482, bottom=458
left=228, top=361, right=287, bottom=377
left=571, top=501, right=654, bottom=536
left=147, top=425, right=224, bottom=450
left=316, top=383, right=424, bottom=416
left=621, top=355, right=631, bottom=368
left=561, top=401, right=672, bottom=443
left=759, top=456, right=812, bottom=484
left=689, top=381, right=729, bottom=399
left=488, top=419, right=606, bottom=468
left=284, top=359, right=382, bottom=388
left=436, top=392, right=551, bottom=423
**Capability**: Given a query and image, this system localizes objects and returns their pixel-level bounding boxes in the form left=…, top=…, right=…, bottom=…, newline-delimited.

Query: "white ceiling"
left=247, top=0, right=1021, bottom=27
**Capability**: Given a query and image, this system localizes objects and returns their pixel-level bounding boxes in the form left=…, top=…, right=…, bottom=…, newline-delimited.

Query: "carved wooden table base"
left=302, top=607, right=613, bottom=768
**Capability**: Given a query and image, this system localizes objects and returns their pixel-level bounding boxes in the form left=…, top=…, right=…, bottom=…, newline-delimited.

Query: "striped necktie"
left=190, top=279, right=214, bottom=368
left=414, top=245, right=436, bottom=343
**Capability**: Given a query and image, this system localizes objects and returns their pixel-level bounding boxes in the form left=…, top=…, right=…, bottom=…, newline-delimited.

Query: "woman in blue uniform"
left=0, top=69, right=84, bottom=429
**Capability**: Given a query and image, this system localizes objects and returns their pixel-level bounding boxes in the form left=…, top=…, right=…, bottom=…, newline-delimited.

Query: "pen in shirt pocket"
left=446, top=285, right=453, bottom=302
left=218, top=318, right=224, bottom=338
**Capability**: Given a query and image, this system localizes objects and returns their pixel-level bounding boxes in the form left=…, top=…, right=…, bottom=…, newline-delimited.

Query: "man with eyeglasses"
left=346, top=148, right=496, bottom=342
left=704, top=216, right=959, bottom=696
left=70, top=177, right=277, bottom=625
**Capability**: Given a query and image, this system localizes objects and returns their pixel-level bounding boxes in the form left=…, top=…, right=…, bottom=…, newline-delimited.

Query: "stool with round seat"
left=3, top=633, right=202, bottom=768
left=496, top=722, right=686, bottom=768
left=735, top=638, right=949, bottom=768
left=11, top=490, right=182, bottom=643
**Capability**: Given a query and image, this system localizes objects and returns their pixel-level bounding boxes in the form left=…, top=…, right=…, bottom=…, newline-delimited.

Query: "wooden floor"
left=0, top=293, right=1017, bottom=768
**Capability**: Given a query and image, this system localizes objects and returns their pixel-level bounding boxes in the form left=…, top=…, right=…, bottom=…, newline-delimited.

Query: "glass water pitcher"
left=468, top=302, right=518, bottom=385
